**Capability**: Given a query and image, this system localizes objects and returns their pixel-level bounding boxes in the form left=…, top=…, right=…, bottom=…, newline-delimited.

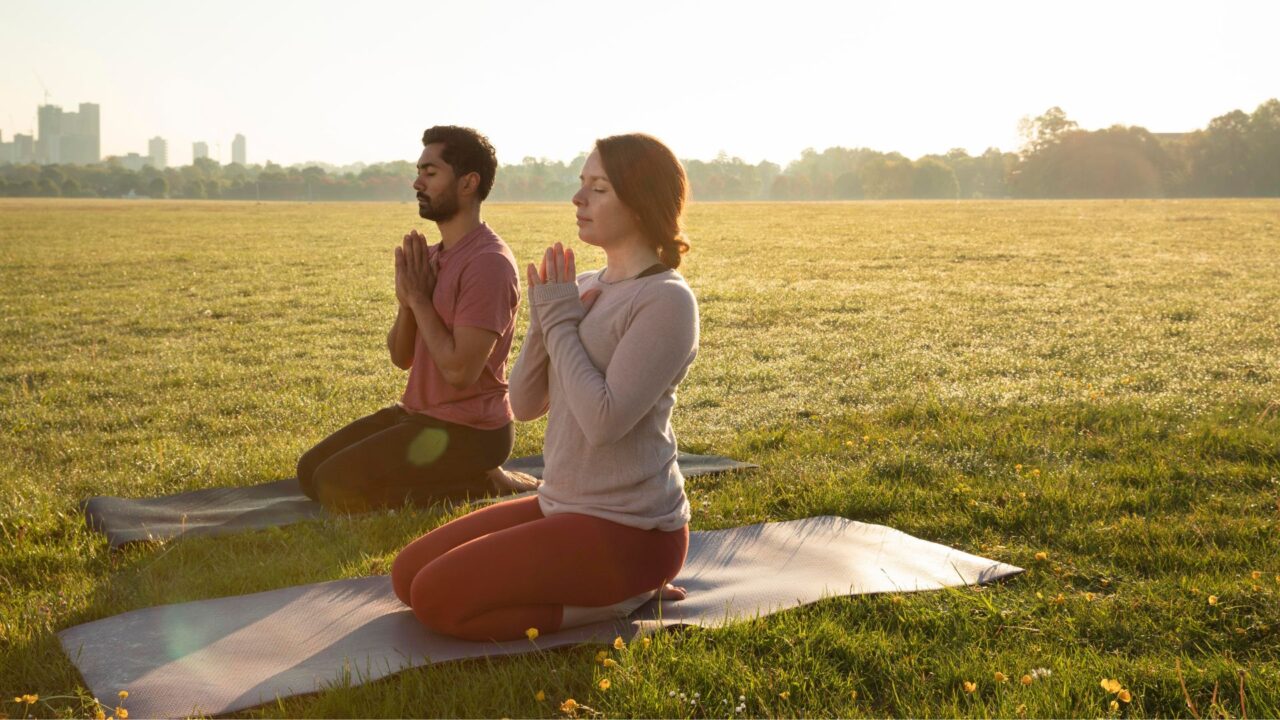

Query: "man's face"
left=413, top=143, right=461, bottom=221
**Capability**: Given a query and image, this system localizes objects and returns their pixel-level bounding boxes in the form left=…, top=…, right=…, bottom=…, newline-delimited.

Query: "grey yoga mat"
left=81, top=452, right=757, bottom=548
left=59, top=516, right=1022, bottom=718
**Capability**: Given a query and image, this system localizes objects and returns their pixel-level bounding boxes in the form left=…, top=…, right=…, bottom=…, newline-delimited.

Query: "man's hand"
left=396, top=229, right=437, bottom=310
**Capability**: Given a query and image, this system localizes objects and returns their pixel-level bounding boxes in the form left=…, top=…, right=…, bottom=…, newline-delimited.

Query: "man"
left=297, top=125, right=536, bottom=512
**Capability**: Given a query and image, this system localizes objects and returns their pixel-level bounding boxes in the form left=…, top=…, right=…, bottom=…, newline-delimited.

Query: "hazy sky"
left=2, top=0, right=1277, bottom=167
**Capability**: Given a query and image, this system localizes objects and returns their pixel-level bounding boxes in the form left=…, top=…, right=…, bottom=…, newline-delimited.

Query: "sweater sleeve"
left=508, top=296, right=552, bottom=421
left=532, top=279, right=698, bottom=447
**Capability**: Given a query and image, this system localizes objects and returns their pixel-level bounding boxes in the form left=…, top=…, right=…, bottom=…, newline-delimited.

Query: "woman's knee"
left=407, top=561, right=467, bottom=635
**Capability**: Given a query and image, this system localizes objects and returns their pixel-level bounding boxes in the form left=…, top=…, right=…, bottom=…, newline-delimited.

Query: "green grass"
left=1, top=198, right=1278, bottom=718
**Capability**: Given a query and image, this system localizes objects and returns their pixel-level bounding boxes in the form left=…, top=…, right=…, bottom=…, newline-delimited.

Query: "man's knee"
left=296, top=447, right=324, bottom=500
left=309, top=462, right=372, bottom=514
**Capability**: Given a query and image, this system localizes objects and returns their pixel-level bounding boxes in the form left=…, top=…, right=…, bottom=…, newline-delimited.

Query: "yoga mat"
left=59, top=516, right=1022, bottom=718
left=81, top=453, right=757, bottom=549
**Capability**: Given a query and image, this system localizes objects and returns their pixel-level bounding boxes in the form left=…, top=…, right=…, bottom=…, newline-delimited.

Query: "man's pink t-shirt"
left=400, top=223, right=519, bottom=430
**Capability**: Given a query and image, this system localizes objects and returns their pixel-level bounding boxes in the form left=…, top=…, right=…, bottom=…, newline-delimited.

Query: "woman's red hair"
left=595, top=133, right=690, bottom=269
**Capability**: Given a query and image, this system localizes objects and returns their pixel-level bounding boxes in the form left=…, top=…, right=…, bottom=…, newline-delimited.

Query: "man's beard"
left=418, top=189, right=460, bottom=221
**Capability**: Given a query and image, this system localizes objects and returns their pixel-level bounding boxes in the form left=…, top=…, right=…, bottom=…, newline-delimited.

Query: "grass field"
left=1, top=198, right=1278, bottom=718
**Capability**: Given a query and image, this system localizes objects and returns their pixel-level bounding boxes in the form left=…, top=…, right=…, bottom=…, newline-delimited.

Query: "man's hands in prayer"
left=396, top=230, right=437, bottom=310
left=527, top=242, right=600, bottom=312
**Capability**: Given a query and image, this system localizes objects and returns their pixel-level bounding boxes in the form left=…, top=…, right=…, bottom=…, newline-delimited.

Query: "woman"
left=390, top=133, right=698, bottom=641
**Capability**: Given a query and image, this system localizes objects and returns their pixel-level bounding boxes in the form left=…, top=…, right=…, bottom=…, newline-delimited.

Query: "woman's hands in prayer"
left=528, top=242, right=600, bottom=313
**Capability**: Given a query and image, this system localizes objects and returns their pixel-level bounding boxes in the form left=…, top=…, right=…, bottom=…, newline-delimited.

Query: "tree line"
left=2, top=99, right=1276, bottom=200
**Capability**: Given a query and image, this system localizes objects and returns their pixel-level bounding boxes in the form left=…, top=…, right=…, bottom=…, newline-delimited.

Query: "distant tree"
left=61, top=178, right=81, bottom=197
left=37, top=178, right=61, bottom=196
left=833, top=171, right=863, bottom=199
left=858, top=155, right=913, bottom=199
left=148, top=177, right=168, bottom=198
left=1018, top=107, right=1079, bottom=155
left=1015, top=125, right=1173, bottom=197
left=912, top=158, right=959, bottom=198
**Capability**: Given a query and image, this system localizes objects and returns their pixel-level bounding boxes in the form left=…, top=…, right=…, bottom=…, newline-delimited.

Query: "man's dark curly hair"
left=421, top=125, right=498, bottom=201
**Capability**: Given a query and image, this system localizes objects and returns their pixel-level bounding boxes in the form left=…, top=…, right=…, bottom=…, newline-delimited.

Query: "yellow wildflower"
left=1030, top=468, right=1041, bottom=477
left=560, top=698, right=578, bottom=713
left=1085, top=592, right=1095, bottom=602
left=595, top=650, right=608, bottom=662
left=598, top=678, right=611, bottom=691
left=95, top=710, right=106, bottom=720
left=862, top=435, right=870, bottom=442
left=1101, top=678, right=1122, bottom=693
left=613, top=636, right=625, bottom=650
left=118, top=691, right=128, bottom=700
left=535, top=690, right=546, bottom=702
left=962, top=681, right=977, bottom=693
left=1251, top=570, right=1262, bottom=580
left=525, top=627, right=539, bottom=641
left=603, top=658, right=618, bottom=668
left=994, top=672, right=1008, bottom=683
left=779, top=691, right=791, bottom=700
left=1020, top=674, right=1033, bottom=686
left=24, top=695, right=38, bottom=704
left=117, top=708, right=129, bottom=719
left=1015, top=464, right=1023, bottom=472
left=1052, top=593, right=1065, bottom=605
left=1208, top=595, right=1219, bottom=606
left=1110, top=700, right=1120, bottom=712
left=1016, top=703, right=1027, bottom=716
left=641, top=637, right=651, bottom=649
left=850, top=690, right=858, bottom=701
left=1118, top=689, right=1132, bottom=703
left=1034, top=551, right=1048, bottom=562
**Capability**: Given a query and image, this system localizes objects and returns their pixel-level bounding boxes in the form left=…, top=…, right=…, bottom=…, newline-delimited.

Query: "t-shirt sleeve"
left=453, top=251, right=519, bottom=335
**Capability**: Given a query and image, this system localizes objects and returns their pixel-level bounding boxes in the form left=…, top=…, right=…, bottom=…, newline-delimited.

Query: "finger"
left=580, top=288, right=601, bottom=313
left=539, top=253, right=548, bottom=283
left=544, top=247, right=555, bottom=283
left=526, top=263, right=539, bottom=287
left=553, top=242, right=566, bottom=282
left=395, top=246, right=404, bottom=269
left=566, top=247, right=576, bottom=280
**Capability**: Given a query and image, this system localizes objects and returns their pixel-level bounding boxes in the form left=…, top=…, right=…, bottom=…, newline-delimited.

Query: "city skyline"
left=2, top=0, right=1279, bottom=167
left=0, top=98, right=249, bottom=168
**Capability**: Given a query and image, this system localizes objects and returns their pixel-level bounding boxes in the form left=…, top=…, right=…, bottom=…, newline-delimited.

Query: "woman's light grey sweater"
left=508, top=269, right=698, bottom=531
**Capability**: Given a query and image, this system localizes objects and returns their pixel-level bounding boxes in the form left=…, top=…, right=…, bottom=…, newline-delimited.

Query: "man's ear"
left=459, top=171, right=481, bottom=198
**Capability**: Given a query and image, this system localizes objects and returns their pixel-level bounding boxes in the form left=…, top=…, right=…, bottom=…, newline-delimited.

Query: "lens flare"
left=408, top=428, right=449, bottom=466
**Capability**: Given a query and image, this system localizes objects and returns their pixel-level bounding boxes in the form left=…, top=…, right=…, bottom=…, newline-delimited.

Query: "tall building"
left=13, top=133, right=35, bottom=164
left=34, top=102, right=100, bottom=165
left=148, top=137, right=168, bottom=169
left=193, top=141, right=209, bottom=162
left=232, top=133, right=246, bottom=165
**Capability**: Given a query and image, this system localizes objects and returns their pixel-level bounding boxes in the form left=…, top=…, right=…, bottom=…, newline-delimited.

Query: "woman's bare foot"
left=653, top=583, right=687, bottom=601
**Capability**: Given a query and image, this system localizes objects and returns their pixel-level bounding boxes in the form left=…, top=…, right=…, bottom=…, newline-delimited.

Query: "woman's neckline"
left=595, top=263, right=669, bottom=286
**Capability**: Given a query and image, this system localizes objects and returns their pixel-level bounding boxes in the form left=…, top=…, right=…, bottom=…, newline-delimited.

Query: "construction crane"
left=34, top=71, right=52, bottom=106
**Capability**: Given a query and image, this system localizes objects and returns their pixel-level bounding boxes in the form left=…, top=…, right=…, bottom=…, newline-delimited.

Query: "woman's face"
left=572, top=150, right=643, bottom=249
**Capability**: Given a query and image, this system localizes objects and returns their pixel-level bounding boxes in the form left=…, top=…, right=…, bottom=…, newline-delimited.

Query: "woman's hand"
left=527, top=242, right=600, bottom=312
left=396, top=230, right=437, bottom=310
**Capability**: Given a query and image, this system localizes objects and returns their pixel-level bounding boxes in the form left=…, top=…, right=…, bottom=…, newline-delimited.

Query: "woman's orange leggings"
left=391, top=495, right=688, bottom=642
